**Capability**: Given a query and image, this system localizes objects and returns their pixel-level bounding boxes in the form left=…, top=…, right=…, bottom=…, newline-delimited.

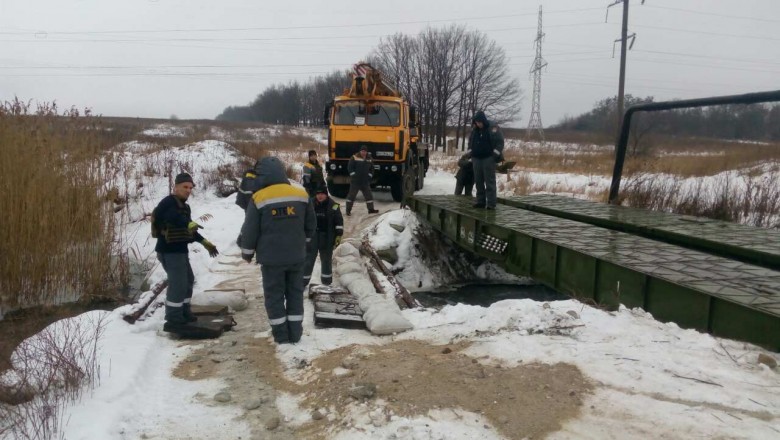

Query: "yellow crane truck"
left=323, top=62, right=428, bottom=202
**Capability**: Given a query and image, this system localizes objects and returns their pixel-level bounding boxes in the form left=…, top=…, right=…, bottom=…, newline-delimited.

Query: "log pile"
left=360, top=238, right=421, bottom=309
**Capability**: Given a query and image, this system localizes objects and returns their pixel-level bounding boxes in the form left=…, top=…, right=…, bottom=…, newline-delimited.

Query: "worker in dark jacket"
left=346, top=145, right=378, bottom=216
left=454, top=152, right=474, bottom=196
left=236, top=159, right=262, bottom=210
left=153, top=172, right=219, bottom=329
left=468, top=110, right=504, bottom=209
left=302, top=149, right=326, bottom=197
left=303, top=185, right=344, bottom=287
left=239, top=157, right=315, bottom=344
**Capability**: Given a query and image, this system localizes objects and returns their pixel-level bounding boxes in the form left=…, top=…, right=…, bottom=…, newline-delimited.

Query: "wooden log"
left=122, top=280, right=168, bottom=324
left=360, top=238, right=421, bottom=309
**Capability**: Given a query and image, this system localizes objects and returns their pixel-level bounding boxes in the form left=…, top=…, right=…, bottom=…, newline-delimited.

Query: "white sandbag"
left=336, top=262, right=364, bottom=277
left=334, top=243, right=360, bottom=259
left=349, top=279, right=376, bottom=298
left=191, top=290, right=248, bottom=311
left=358, top=294, right=388, bottom=310
left=333, top=252, right=361, bottom=267
left=337, top=272, right=362, bottom=288
left=364, top=309, right=413, bottom=335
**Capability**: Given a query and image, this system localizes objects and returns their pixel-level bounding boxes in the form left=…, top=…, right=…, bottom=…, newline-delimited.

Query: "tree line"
left=216, top=24, right=522, bottom=150
left=555, top=94, right=780, bottom=144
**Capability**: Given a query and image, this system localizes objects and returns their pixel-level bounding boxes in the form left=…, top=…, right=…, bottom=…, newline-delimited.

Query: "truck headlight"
left=391, top=165, right=397, bottom=172
left=330, top=164, right=337, bottom=170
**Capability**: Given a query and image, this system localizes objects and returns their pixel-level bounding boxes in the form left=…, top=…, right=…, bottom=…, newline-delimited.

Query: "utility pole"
left=617, top=0, right=629, bottom=131
left=526, top=5, right=547, bottom=143
left=607, top=0, right=643, bottom=136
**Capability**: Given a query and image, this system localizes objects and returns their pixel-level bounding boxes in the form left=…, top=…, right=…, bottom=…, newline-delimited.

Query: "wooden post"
left=122, top=280, right=168, bottom=324
left=360, top=238, right=421, bottom=309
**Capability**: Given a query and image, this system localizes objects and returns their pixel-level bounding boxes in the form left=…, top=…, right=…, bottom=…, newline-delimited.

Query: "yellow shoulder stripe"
left=253, top=183, right=309, bottom=209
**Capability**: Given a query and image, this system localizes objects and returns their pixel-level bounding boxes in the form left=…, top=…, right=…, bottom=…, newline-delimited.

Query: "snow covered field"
left=3, top=124, right=779, bottom=440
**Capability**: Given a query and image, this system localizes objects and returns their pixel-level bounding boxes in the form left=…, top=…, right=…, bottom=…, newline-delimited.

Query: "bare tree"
left=372, top=26, right=521, bottom=151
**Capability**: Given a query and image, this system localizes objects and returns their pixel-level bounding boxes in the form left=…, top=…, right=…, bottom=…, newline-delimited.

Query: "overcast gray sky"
left=1, top=0, right=778, bottom=127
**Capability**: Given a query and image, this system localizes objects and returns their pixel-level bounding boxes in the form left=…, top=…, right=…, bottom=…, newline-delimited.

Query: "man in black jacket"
left=454, top=152, right=474, bottom=196
left=467, top=111, right=504, bottom=209
left=303, top=185, right=344, bottom=287
left=153, top=172, right=219, bottom=328
left=346, top=145, right=379, bottom=216
left=239, top=157, right=315, bottom=344
left=302, top=149, right=326, bottom=197
left=236, top=159, right=261, bottom=211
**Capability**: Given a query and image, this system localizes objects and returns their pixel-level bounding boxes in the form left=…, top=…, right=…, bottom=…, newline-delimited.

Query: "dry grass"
left=501, top=132, right=780, bottom=179
left=620, top=171, right=780, bottom=227
left=0, top=312, right=106, bottom=439
left=0, top=100, right=128, bottom=315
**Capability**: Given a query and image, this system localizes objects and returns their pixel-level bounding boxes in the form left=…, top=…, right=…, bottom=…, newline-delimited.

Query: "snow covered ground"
left=4, top=124, right=779, bottom=439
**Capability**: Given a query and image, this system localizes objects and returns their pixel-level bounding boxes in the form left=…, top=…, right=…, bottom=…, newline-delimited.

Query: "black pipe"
left=608, top=89, right=780, bottom=204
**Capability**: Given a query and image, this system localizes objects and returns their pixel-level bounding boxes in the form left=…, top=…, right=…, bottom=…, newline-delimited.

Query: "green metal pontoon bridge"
left=410, top=195, right=780, bottom=351
left=410, top=90, right=780, bottom=351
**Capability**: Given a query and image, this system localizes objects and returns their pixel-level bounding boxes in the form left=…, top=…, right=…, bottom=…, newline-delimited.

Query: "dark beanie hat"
left=315, top=185, right=328, bottom=195
left=308, top=149, right=317, bottom=157
left=175, top=172, right=194, bottom=186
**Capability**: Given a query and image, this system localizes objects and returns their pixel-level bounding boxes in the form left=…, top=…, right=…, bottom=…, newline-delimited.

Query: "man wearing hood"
left=467, top=110, right=504, bottom=209
left=235, top=158, right=262, bottom=211
left=239, top=157, right=315, bottom=344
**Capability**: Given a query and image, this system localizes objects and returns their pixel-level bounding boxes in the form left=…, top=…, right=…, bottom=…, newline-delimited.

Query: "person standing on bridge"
left=303, top=185, right=344, bottom=287
left=346, top=145, right=379, bottom=216
left=301, top=149, right=326, bottom=198
left=454, top=151, right=474, bottom=197
left=239, top=157, right=315, bottom=344
left=468, top=110, right=504, bottom=210
left=152, top=172, right=219, bottom=330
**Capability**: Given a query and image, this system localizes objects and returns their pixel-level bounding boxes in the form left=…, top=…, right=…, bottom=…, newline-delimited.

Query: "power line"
left=0, top=22, right=610, bottom=44
left=0, top=7, right=606, bottom=36
left=631, top=23, right=780, bottom=42
left=633, top=49, right=780, bottom=66
left=644, top=4, right=780, bottom=24
left=527, top=5, right=547, bottom=142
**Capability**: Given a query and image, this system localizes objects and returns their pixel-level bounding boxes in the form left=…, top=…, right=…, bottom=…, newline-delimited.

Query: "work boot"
left=182, top=304, right=197, bottom=322
left=270, top=322, right=290, bottom=344
left=472, top=202, right=485, bottom=209
left=367, top=202, right=379, bottom=214
left=288, top=320, right=303, bottom=343
left=346, top=201, right=353, bottom=216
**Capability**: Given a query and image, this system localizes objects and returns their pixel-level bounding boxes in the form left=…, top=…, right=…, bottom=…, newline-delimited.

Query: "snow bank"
left=140, top=124, right=190, bottom=138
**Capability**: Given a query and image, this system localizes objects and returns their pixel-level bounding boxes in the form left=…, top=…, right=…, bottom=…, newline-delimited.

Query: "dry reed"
left=0, top=100, right=126, bottom=316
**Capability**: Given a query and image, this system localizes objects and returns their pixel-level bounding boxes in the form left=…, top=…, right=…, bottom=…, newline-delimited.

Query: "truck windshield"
left=334, top=101, right=400, bottom=127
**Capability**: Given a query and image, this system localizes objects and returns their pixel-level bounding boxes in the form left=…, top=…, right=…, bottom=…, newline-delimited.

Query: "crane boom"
left=347, top=62, right=400, bottom=98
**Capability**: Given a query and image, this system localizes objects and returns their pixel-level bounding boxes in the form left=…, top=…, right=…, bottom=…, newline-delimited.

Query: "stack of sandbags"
left=333, top=239, right=413, bottom=335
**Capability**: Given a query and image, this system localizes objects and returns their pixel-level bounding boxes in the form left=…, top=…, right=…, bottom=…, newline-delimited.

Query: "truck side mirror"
left=322, top=103, right=333, bottom=126
left=409, top=106, right=417, bottom=128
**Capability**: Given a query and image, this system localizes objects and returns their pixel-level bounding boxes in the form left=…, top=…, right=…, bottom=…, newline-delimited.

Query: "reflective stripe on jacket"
left=347, top=153, right=374, bottom=185
left=239, top=183, right=315, bottom=266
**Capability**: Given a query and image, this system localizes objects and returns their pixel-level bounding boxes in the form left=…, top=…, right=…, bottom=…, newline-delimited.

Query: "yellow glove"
left=201, top=239, right=219, bottom=258
left=334, top=236, right=342, bottom=247
left=188, top=221, right=203, bottom=232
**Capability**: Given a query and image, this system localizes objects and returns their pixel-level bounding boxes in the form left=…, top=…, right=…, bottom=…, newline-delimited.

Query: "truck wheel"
left=390, top=179, right=403, bottom=202
left=329, top=184, right=350, bottom=199
left=402, top=168, right=416, bottom=201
